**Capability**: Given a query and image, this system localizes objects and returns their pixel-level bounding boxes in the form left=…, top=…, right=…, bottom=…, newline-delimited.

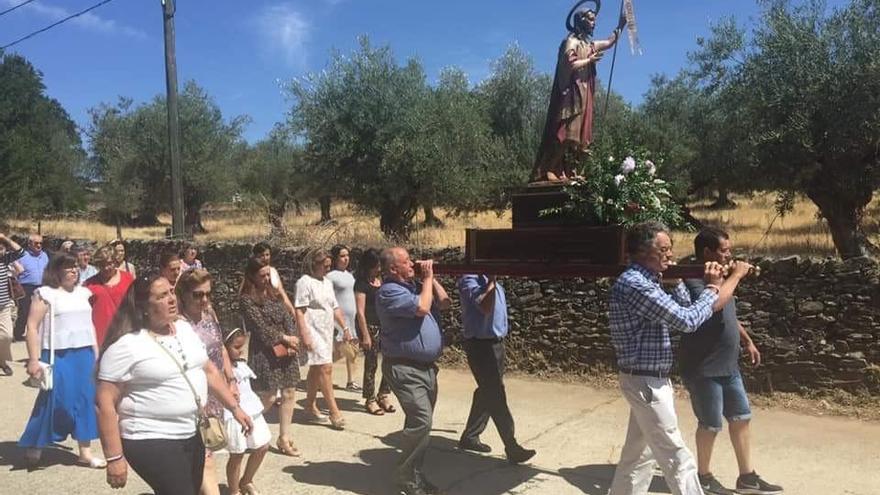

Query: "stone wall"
left=86, top=240, right=880, bottom=395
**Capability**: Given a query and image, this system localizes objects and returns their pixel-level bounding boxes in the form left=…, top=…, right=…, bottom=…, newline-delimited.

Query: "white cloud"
left=254, top=3, right=311, bottom=69
left=4, top=0, right=147, bottom=39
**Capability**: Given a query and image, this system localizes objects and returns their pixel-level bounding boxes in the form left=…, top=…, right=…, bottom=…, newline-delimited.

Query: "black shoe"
left=736, top=471, right=783, bottom=495
left=506, top=446, right=537, bottom=465
left=397, top=483, right=428, bottom=495
left=458, top=438, right=491, bottom=453
left=0, top=364, right=12, bottom=376
left=698, top=472, right=735, bottom=495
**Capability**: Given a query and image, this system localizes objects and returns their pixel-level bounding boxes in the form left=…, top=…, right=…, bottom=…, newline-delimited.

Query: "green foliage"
left=548, top=144, right=687, bottom=229
left=286, top=36, right=515, bottom=238
left=239, top=125, right=308, bottom=234
left=691, top=0, right=880, bottom=257
left=0, top=53, right=86, bottom=218
left=89, top=82, right=247, bottom=232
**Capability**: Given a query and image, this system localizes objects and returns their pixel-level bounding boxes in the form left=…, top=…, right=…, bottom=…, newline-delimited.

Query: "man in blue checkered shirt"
left=608, top=221, right=752, bottom=495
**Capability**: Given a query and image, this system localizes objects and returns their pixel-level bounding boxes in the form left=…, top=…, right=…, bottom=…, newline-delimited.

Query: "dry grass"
left=5, top=192, right=879, bottom=256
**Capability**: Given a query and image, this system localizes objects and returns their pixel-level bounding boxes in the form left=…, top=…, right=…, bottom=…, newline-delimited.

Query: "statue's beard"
left=575, top=21, right=594, bottom=39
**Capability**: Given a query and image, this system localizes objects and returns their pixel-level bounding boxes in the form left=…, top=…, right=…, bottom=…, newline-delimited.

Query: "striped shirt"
left=0, top=248, right=25, bottom=307
left=609, top=263, right=718, bottom=373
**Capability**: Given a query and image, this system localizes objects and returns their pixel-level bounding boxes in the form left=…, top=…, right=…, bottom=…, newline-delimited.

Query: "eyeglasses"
left=191, top=290, right=212, bottom=299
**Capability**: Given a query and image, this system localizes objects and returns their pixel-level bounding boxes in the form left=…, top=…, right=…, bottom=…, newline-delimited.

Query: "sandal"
left=365, top=399, right=385, bottom=416
left=377, top=395, right=396, bottom=413
left=241, top=482, right=263, bottom=495
left=77, top=457, right=107, bottom=469
left=329, top=415, right=346, bottom=430
left=275, top=437, right=301, bottom=457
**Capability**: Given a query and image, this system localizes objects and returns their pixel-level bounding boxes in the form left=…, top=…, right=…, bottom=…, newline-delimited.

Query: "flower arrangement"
left=543, top=148, right=689, bottom=229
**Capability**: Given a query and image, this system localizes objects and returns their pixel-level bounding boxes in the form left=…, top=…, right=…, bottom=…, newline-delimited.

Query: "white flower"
left=653, top=179, right=666, bottom=185
left=614, top=174, right=625, bottom=186
left=621, top=156, right=636, bottom=174
left=606, top=198, right=614, bottom=205
left=608, top=155, right=615, bottom=163
left=649, top=193, right=662, bottom=209
left=644, top=160, right=656, bottom=176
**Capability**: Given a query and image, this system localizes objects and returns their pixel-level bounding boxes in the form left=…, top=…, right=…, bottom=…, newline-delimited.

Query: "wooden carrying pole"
left=431, top=263, right=706, bottom=279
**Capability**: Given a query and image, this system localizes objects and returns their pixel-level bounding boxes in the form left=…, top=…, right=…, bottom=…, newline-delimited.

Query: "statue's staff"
left=601, top=0, right=625, bottom=121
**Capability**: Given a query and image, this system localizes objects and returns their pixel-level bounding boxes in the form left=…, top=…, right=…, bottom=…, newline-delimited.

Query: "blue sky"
left=1, top=0, right=849, bottom=143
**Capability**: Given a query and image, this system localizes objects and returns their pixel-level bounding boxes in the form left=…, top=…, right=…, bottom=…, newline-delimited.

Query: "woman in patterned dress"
left=176, top=268, right=237, bottom=495
left=240, top=257, right=301, bottom=457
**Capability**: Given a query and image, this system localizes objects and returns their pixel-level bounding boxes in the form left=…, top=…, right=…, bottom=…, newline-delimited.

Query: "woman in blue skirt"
left=20, top=253, right=105, bottom=469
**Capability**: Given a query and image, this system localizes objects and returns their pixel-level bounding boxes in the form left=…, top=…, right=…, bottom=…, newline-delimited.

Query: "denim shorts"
left=684, top=372, right=752, bottom=432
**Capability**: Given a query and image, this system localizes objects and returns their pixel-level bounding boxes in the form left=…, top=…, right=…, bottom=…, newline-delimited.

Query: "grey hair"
left=625, top=221, right=669, bottom=256
left=379, top=247, right=401, bottom=274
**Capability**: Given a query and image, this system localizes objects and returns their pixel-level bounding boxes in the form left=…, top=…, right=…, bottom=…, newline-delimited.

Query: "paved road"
left=1, top=341, right=878, bottom=495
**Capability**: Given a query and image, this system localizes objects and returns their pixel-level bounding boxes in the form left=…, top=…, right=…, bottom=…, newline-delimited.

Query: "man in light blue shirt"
left=376, top=247, right=451, bottom=495
left=457, top=274, right=535, bottom=465
left=14, top=234, right=48, bottom=341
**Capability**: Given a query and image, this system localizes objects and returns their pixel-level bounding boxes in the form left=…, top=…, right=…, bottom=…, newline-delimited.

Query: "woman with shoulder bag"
left=177, top=268, right=237, bottom=495
left=18, top=254, right=104, bottom=468
left=96, top=275, right=252, bottom=495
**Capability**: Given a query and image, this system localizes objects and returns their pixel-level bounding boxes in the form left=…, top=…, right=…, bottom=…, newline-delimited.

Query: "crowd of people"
left=0, top=226, right=785, bottom=495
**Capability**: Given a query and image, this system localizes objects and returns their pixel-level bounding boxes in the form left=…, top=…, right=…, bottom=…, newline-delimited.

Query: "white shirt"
left=36, top=286, right=97, bottom=350
left=224, top=361, right=263, bottom=419
left=98, top=320, right=209, bottom=440
left=269, top=266, right=281, bottom=290
left=294, top=274, right=339, bottom=337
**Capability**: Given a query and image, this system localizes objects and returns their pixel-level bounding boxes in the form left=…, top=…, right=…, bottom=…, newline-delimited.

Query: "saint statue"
left=532, top=0, right=627, bottom=183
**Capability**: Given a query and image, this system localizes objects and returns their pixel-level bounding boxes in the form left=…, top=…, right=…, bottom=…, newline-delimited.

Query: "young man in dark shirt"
left=681, top=228, right=783, bottom=495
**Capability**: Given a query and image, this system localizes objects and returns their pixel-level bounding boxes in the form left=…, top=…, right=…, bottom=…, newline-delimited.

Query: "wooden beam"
left=432, top=263, right=706, bottom=279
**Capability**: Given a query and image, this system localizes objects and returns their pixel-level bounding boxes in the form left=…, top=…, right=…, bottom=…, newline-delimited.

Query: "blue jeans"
left=683, top=372, right=752, bottom=432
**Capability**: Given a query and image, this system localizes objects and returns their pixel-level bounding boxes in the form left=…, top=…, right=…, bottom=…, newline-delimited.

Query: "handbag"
left=149, top=333, right=228, bottom=451
left=273, top=343, right=291, bottom=358
left=38, top=300, right=54, bottom=391
left=9, top=277, right=25, bottom=301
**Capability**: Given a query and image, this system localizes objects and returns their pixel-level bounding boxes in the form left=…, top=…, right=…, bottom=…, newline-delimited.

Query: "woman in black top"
left=354, top=248, right=395, bottom=415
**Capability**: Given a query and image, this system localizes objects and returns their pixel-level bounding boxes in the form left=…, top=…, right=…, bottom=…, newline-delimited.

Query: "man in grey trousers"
left=376, top=247, right=451, bottom=495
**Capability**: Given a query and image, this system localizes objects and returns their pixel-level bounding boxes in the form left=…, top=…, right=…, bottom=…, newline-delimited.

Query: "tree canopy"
left=0, top=53, right=86, bottom=219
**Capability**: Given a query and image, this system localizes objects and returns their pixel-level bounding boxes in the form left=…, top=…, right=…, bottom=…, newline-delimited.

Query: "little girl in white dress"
left=223, top=328, right=271, bottom=495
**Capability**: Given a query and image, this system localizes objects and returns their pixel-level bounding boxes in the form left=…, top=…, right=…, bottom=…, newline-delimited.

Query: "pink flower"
left=621, top=156, right=636, bottom=174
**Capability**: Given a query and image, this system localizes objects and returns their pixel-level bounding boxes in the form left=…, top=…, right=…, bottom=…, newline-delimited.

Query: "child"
left=223, top=328, right=271, bottom=495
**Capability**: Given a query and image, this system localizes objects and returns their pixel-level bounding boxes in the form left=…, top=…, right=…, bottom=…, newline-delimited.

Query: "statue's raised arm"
left=531, top=0, right=628, bottom=184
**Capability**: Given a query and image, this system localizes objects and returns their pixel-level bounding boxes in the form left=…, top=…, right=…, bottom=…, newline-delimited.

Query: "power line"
left=1, top=0, right=117, bottom=50
left=0, top=0, right=38, bottom=18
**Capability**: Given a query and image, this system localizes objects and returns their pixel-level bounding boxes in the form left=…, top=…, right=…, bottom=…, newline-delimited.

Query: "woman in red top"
left=83, top=246, right=134, bottom=345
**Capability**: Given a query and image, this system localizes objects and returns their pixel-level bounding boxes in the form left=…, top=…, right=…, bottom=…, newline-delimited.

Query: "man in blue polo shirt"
left=457, top=274, right=535, bottom=464
left=14, top=234, right=49, bottom=341
left=377, top=247, right=451, bottom=495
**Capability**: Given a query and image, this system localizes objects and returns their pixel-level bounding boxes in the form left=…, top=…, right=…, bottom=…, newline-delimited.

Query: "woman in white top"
left=327, top=244, right=361, bottom=392
left=295, top=249, right=351, bottom=430
left=96, top=275, right=252, bottom=495
left=19, top=253, right=104, bottom=468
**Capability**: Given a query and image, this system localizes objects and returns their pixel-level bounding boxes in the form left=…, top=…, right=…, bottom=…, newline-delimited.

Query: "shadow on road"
left=285, top=431, right=544, bottom=495
left=559, top=464, right=671, bottom=494
left=0, top=440, right=78, bottom=471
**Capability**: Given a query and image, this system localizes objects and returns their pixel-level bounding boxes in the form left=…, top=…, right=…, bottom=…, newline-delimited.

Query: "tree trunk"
left=422, top=205, right=444, bottom=228
left=709, top=186, right=737, bottom=210
left=185, top=203, right=207, bottom=235
left=268, top=200, right=287, bottom=236
left=379, top=199, right=418, bottom=240
left=315, top=195, right=333, bottom=225
left=807, top=177, right=879, bottom=259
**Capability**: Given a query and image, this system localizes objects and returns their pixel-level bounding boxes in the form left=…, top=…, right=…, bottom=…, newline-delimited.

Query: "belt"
left=384, top=356, right=436, bottom=371
left=619, top=367, right=671, bottom=379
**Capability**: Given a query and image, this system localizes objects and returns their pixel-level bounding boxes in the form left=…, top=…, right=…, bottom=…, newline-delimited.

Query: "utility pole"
left=162, top=0, right=185, bottom=238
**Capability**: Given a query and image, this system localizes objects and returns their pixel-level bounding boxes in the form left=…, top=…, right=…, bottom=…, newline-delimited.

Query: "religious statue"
left=531, top=0, right=627, bottom=183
